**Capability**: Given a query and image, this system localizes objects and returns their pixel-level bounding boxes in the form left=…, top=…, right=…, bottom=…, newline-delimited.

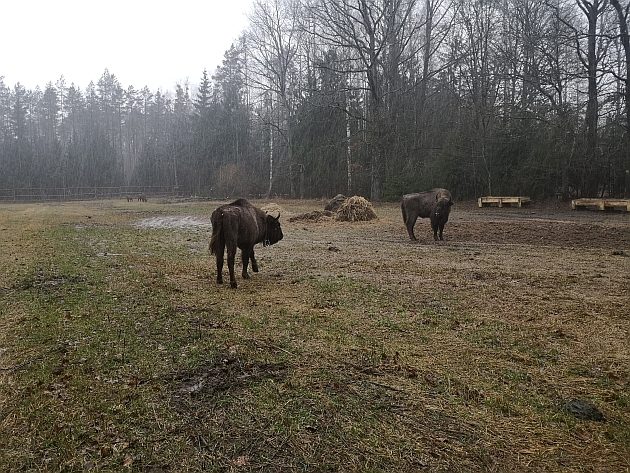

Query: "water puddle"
left=134, top=216, right=212, bottom=229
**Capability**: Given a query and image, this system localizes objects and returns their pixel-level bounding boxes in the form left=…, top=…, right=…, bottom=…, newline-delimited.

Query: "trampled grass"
left=0, top=199, right=628, bottom=471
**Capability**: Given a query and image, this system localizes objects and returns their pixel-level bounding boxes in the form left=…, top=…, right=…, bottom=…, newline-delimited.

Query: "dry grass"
left=0, top=198, right=628, bottom=472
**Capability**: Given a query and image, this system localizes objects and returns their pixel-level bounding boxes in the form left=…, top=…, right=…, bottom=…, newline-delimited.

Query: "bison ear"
left=275, top=213, right=280, bottom=221
left=448, top=200, right=454, bottom=206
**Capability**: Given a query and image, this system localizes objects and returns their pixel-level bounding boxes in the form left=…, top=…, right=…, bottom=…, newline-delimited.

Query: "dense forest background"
left=1, top=0, right=630, bottom=201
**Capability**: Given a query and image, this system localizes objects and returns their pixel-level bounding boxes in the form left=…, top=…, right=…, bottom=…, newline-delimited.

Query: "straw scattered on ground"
left=288, top=210, right=334, bottom=222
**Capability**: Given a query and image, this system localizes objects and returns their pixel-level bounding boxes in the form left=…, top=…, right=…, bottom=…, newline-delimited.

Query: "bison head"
left=432, top=197, right=453, bottom=221
left=263, top=213, right=283, bottom=246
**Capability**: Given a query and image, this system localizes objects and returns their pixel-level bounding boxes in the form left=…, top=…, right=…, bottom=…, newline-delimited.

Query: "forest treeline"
left=1, top=0, right=630, bottom=201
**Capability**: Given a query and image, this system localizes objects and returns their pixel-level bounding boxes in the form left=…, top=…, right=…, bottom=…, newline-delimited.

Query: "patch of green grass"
left=502, top=368, right=532, bottom=384
left=377, top=315, right=407, bottom=333
left=484, top=394, right=524, bottom=417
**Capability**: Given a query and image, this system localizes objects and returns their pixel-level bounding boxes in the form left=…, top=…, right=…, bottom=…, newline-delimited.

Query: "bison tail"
left=209, top=211, right=223, bottom=255
left=401, top=200, right=407, bottom=224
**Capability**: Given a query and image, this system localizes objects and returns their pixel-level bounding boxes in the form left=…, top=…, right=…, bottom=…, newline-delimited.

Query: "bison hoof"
left=217, top=277, right=223, bottom=284
left=230, top=281, right=238, bottom=289
left=242, top=272, right=250, bottom=279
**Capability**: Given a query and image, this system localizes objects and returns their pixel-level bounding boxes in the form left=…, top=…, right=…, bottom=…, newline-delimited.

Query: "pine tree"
left=193, top=70, right=212, bottom=117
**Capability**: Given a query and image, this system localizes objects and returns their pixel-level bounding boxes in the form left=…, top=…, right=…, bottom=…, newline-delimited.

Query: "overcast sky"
left=1, top=0, right=254, bottom=92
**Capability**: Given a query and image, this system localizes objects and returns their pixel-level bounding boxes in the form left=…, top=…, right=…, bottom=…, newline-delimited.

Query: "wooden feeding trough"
left=571, top=198, right=630, bottom=212
left=478, top=196, right=531, bottom=208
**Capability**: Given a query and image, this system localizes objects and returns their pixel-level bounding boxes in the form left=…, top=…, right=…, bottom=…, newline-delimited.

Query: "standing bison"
left=209, top=199, right=283, bottom=288
left=401, top=188, right=453, bottom=241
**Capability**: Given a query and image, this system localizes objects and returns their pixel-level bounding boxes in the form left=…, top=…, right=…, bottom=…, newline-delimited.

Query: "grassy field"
left=0, top=198, right=628, bottom=472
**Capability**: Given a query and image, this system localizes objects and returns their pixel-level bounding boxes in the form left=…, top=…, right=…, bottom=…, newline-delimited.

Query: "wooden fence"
left=0, top=186, right=182, bottom=202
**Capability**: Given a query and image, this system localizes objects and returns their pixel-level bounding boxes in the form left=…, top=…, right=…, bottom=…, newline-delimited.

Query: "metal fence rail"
left=0, top=186, right=180, bottom=202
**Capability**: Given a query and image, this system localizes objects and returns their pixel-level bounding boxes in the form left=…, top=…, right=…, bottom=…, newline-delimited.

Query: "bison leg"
left=432, top=222, right=439, bottom=241
left=215, top=242, right=225, bottom=284
left=406, top=216, right=418, bottom=240
left=439, top=224, right=445, bottom=241
left=250, top=249, right=259, bottom=273
left=241, top=247, right=251, bottom=279
left=226, top=242, right=238, bottom=288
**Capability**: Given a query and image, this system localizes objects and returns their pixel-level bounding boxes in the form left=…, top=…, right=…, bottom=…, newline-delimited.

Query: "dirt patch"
left=444, top=215, right=629, bottom=249
left=13, top=271, right=85, bottom=291
left=172, top=356, right=287, bottom=400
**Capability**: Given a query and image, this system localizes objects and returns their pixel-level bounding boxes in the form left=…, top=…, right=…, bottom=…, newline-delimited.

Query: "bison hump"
left=229, top=198, right=252, bottom=207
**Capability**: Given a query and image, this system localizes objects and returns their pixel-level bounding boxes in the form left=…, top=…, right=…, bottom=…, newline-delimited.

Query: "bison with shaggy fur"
left=209, top=199, right=283, bottom=288
left=401, top=188, right=453, bottom=241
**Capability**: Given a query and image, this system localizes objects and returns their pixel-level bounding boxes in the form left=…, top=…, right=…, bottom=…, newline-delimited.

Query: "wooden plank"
left=478, top=196, right=531, bottom=208
left=571, top=198, right=630, bottom=212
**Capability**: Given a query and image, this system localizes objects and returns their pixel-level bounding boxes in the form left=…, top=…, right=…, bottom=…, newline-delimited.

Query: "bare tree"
left=611, top=0, right=630, bottom=128
left=457, top=0, right=501, bottom=194
left=247, top=0, right=305, bottom=197
left=611, top=0, right=630, bottom=195
left=308, top=0, right=421, bottom=200
left=579, top=0, right=608, bottom=191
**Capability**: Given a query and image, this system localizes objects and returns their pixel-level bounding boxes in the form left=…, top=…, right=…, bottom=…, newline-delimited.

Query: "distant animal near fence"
left=0, top=186, right=181, bottom=203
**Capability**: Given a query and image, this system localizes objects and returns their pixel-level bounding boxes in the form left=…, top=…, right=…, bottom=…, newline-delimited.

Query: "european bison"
left=401, top=188, right=453, bottom=241
left=209, top=199, right=283, bottom=288
left=324, top=194, right=346, bottom=212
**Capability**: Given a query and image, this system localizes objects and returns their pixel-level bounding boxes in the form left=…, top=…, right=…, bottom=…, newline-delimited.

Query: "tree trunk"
left=267, top=121, right=274, bottom=198
left=611, top=0, right=630, bottom=132
left=578, top=0, right=602, bottom=195
left=611, top=0, right=630, bottom=196
left=418, top=0, right=434, bottom=114
left=370, top=109, right=384, bottom=202
left=346, top=113, right=352, bottom=195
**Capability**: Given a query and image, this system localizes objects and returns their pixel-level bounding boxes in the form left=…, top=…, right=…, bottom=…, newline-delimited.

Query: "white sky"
left=0, top=0, right=254, bottom=92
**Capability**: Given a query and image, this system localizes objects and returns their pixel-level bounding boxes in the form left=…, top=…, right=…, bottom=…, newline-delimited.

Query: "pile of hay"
left=335, top=196, right=377, bottom=222
left=260, top=202, right=284, bottom=216
left=287, top=195, right=377, bottom=223
left=288, top=210, right=334, bottom=222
